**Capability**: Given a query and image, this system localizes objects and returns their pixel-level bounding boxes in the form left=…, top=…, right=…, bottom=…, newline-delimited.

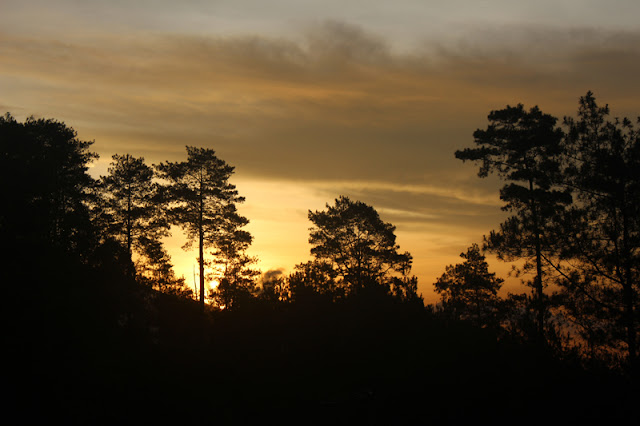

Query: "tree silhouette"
left=307, top=196, right=415, bottom=297
left=0, top=113, right=98, bottom=257
left=257, top=269, right=288, bottom=303
left=136, top=236, right=191, bottom=296
left=287, top=260, right=343, bottom=303
left=100, top=154, right=168, bottom=269
left=155, top=146, right=248, bottom=309
left=434, top=244, right=503, bottom=327
left=456, top=105, right=571, bottom=345
left=5, top=111, right=638, bottom=423
left=208, top=203, right=259, bottom=309
left=558, top=92, right=640, bottom=365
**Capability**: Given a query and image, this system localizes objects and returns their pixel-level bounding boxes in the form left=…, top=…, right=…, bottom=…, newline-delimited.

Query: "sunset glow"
left=3, top=1, right=639, bottom=303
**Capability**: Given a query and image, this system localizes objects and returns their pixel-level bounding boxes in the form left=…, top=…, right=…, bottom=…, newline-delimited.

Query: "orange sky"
left=2, top=1, right=639, bottom=302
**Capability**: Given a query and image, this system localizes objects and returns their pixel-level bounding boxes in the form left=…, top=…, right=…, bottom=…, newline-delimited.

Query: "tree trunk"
left=126, top=181, right=132, bottom=260
left=126, top=164, right=134, bottom=278
left=535, top=228, right=544, bottom=345
left=530, top=179, right=545, bottom=345
left=621, top=205, right=637, bottom=365
left=199, top=190, right=205, bottom=311
left=199, top=228, right=204, bottom=310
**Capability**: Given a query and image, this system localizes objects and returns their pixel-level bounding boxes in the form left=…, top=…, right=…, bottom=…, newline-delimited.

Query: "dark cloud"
left=433, top=27, right=640, bottom=90
left=3, top=22, right=638, bottom=185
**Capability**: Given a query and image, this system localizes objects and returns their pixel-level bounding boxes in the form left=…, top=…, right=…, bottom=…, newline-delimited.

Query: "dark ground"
left=6, top=259, right=638, bottom=425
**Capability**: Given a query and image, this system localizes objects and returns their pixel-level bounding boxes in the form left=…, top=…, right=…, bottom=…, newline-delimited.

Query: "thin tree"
left=456, top=105, right=571, bottom=345
left=209, top=203, right=259, bottom=309
left=155, top=146, right=248, bottom=310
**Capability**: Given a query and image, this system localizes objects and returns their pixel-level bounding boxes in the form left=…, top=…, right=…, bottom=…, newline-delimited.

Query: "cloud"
left=3, top=22, right=639, bottom=195
left=429, top=26, right=640, bottom=93
left=303, top=180, right=507, bottom=239
left=2, top=20, right=639, bottom=203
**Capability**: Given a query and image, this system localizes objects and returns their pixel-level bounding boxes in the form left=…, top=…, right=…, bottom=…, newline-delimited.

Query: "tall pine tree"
left=155, top=146, right=249, bottom=309
left=558, top=92, right=640, bottom=366
left=456, top=105, right=571, bottom=345
left=100, top=154, right=168, bottom=271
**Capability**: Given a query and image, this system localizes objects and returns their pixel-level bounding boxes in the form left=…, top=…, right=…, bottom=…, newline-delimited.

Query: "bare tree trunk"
left=127, top=182, right=132, bottom=259
left=622, top=208, right=637, bottom=365
left=535, top=228, right=544, bottom=344
left=199, top=190, right=205, bottom=311
left=530, top=179, right=545, bottom=346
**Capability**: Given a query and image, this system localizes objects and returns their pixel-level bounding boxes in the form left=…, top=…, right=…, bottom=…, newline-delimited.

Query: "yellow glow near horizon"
left=87, top=160, right=526, bottom=305
left=162, top=178, right=325, bottom=297
left=157, top=177, right=519, bottom=304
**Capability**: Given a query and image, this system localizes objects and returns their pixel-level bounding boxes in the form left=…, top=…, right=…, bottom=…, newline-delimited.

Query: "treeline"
left=0, top=114, right=447, bottom=422
left=0, top=115, right=260, bottom=306
left=1, top=92, right=638, bottom=421
left=1, top=91, right=638, bottom=374
left=0, top=113, right=421, bottom=310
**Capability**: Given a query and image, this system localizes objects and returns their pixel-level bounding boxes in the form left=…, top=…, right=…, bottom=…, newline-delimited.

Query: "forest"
left=3, top=91, right=638, bottom=423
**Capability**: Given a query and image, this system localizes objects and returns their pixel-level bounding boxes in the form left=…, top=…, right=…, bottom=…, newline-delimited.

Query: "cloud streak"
left=4, top=23, right=638, bottom=184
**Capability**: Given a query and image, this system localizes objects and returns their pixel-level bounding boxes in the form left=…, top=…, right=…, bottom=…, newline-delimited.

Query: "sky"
left=2, top=1, right=639, bottom=302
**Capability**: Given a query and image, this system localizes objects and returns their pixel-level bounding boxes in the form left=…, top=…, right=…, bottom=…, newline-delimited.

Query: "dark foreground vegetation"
left=2, top=91, right=639, bottom=423
left=8, top=264, right=637, bottom=424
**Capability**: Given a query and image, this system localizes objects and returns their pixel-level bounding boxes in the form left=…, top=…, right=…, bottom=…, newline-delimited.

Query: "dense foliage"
left=454, top=92, right=639, bottom=369
left=434, top=244, right=503, bottom=327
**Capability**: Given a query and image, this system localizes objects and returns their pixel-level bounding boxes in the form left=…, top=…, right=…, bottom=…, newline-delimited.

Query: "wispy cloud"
left=2, top=21, right=638, bottom=195
left=3, top=20, right=638, bottom=202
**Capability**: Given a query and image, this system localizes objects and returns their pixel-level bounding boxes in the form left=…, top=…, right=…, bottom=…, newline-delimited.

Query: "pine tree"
left=434, top=244, right=503, bottom=327
left=456, top=104, right=571, bottom=344
left=155, top=146, right=249, bottom=310
left=559, top=92, right=640, bottom=365
left=100, top=154, right=168, bottom=268
left=307, top=196, right=415, bottom=297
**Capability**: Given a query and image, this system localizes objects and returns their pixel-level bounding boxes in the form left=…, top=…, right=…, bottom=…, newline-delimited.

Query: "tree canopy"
left=434, top=244, right=503, bottom=327
left=307, top=196, right=415, bottom=298
left=100, top=153, right=168, bottom=264
left=0, top=113, right=98, bottom=257
left=556, top=92, right=640, bottom=365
